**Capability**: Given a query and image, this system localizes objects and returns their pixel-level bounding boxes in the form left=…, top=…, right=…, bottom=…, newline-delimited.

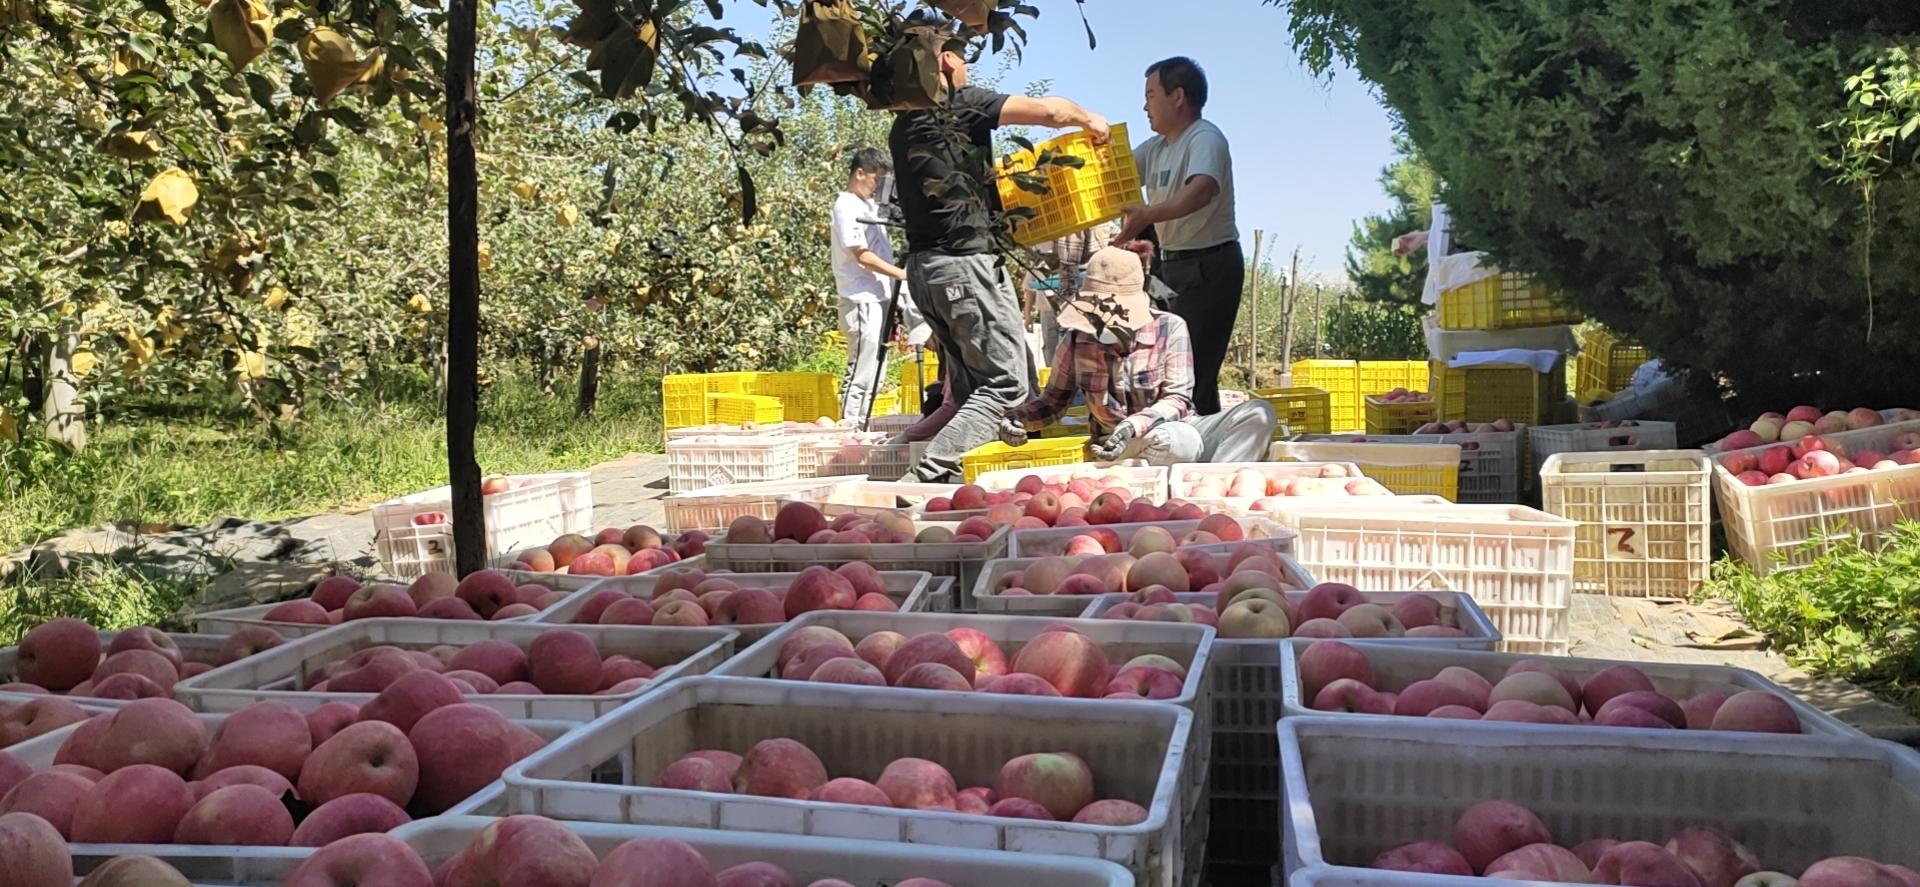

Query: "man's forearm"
left=855, top=250, right=907, bottom=280
left=1038, top=97, right=1095, bottom=130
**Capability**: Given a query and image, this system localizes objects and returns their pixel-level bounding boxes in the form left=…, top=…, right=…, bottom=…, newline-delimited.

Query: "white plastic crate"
left=1540, top=450, right=1711, bottom=598
left=534, top=569, right=943, bottom=645
left=705, top=522, right=1012, bottom=612
left=1270, top=503, right=1578, bottom=655
left=1299, top=429, right=1526, bottom=504
left=0, top=629, right=232, bottom=702
left=714, top=610, right=1216, bottom=811
left=806, top=479, right=976, bottom=521
left=172, top=618, right=739, bottom=720
left=662, top=477, right=848, bottom=531
left=1008, top=518, right=1298, bottom=559
left=189, top=568, right=592, bottom=638
left=1078, top=588, right=1500, bottom=652
left=1079, top=576, right=1497, bottom=804
left=1528, top=420, right=1679, bottom=474
left=1274, top=639, right=1860, bottom=736
left=1270, top=442, right=1463, bottom=500
left=1168, top=462, right=1369, bottom=500
left=11, top=710, right=579, bottom=873
left=1278, top=716, right=1920, bottom=878
left=503, top=677, right=1194, bottom=887
left=973, top=462, right=1171, bottom=502
left=394, top=816, right=1136, bottom=887
left=799, top=438, right=926, bottom=481
left=667, top=434, right=802, bottom=494
left=973, top=551, right=1318, bottom=618
left=369, top=472, right=594, bottom=577
left=1711, top=421, right=1920, bottom=576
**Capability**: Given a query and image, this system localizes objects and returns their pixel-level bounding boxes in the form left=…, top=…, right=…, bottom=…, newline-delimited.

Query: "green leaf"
left=246, top=72, right=277, bottom=110
left=311, top=170, right=339, bottom=195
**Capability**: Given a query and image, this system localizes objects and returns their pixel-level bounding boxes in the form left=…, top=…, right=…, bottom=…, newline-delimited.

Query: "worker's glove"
left=998, top=417, right=1030, bottom=448
left=1090, top=423, right=1136, bottom=461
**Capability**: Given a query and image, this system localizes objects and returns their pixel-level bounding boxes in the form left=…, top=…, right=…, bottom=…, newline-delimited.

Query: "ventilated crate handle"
left=1607, top=463, right=1649, bottom=474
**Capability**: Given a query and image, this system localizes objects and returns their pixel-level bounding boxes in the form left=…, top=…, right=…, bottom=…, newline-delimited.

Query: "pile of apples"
left=1719, top=431, right=1920, bottom=487
left=1031, top=513, right=1250, bottom=558
left=504, top=525, right=708, bottom=578
left=653, top=737, right=1149, bottom=827
left=1717, top=405, right=1917, bottom=450
left=930, top=482, right=1197, bottom=530
left=1373, top=388, right=1433, bottom=403
left=1372, top=800, right=1915, bottom=887
left=1300, top=642, right=1804, bottom=733
left=767, top=621, right=1191, bottom=701
left=262, top=571, right=580, bottom=625
left=563, top=563, right=901, bottom=628
left=0, top=694, right=548, bottom=848
left=302, top=629, right=664, bottom=698
left=2, top=620, right=286, bottom=706
left=1412, top=418, right=1518, bottom=435
left=1098, top=580, right=1466, bottom=641
left=1179, top=465, right=1392, bottom=501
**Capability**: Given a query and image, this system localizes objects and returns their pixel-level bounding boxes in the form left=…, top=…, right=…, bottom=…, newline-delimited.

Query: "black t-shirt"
left=889, top=86, right=1011, bottom=257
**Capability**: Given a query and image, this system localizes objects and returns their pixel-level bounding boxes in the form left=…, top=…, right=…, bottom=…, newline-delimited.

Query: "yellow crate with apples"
left=1364, top=393, right=1438, bottom=435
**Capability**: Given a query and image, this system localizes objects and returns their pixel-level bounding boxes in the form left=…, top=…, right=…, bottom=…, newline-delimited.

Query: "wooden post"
left=1312, top=283, right=1325, bottom=357
left=42, top=326, right=87, bottom=451
left=1279, top=246, right=1302, bottom=371
left=446, top=0, right=485, bottom=576
left=1245, top=230, right=1264, bottom=384
left=575, top=336, right=602, bottom=418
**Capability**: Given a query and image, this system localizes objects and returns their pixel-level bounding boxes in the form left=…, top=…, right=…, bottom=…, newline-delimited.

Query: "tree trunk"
left=21, top=334, right=46, bottom=416
left=446, top=0, right=486, bottom=576
left=537, top=342, right=556, bottom=395
left=42, top=326, right=87, bottom=452
left=1244, top=230, right=1264, bottom=383
left=1279, top=247, right=1302, bottom=371
left=575, top=336, right=602, bottom=418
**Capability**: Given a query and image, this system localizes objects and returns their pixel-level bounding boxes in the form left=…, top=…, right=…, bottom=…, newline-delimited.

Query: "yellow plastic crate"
left=709, top=393, right=784, bottom=426
left=1575, top=326, right=1651, bottom=396
left=1269, top=440, right=1462, bottom=500
left=1291, top=359, right=1361, bottom=431
left=1364, top=396, right=1439, bottom=435
left=1357, top=361, right=1424, bottom=398
left=997, top=123, right=1145, bottom=247
left=1437, top=273, right=1582, bottom=330
left=898, top=352, right=940, bottom=414
left=704, top=372, right=760, bottom=395
left=1430, top=358, right=1569, bottom=426
left=750, top=372, right=839, bottom=422
left=871, top=391, right=902, bottom=417
left=1255, top=386, right=1332, bottom=437
left=961, top=437, right=1089, bottom=482
left=662, top=374, right=711, bottom=431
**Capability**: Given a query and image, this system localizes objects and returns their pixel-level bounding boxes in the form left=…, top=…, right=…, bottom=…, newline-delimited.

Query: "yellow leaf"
left=136, top=168, right=198, bottom=226
left=209, top=0, right=270, bottom=72
left=235, top=350, right=268, bottom=379
left=104, top=220, right=129, bottom=238
left=407, top=294, right=433, bottom=314
left=263, top=285, right=290, bottom=310
left=113, top=47, right=162, bottom=79
left=556, top=203, right=579, bottom=228
left=0, top=407, right=15, bottom=443
left=218, top=332, right=237, bottom=345
left=478, top=241, right=493, bottom=270
left=69, top=350, right=96, bottom=376
left=417, top=115, right=443, bottom=133
left=512, top=180, right=537, bottom=199
left=298, top=27, right=374, bottom=105
left=100, top=130, right=160, bottom=160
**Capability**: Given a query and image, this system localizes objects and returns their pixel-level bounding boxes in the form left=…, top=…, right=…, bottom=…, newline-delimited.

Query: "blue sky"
left=993, top=1, right=1402, bottom=276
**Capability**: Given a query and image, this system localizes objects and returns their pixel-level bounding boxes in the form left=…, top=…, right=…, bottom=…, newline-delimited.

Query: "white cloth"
left=1427, top=202, right=1452, bottom=261
left=1421, top=250, right=1499, bottom=307
left=1423, top=314, right=1579, bottom=363
left=1448, top=348, right=1564, bottom=374
left=830, top=191, right=894, bottom=304
left=1134, top=119, right=1239, bottom=251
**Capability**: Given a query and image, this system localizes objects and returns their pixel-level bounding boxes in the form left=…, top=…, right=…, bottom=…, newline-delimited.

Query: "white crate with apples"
left=1079, top=576, right=1495, bottom=802
left=1527, top=420, right=1678, bottom=474
left=172, top=619, right=739, bottom=720
left=1264, top=503, right=1578, bottom=655
left=1277, top=716, right=1920, bottom=880
left=190, top=568, right=593, bottom=639
left=797, top=434, right=927, bottom=481
left=972, top=462, right=1171, bottom=502
left=804, top=479, right=975, bottom=521
left=703, top=510, right=1012, bottom=611
left=0, top=625, right=247, bottom=711
left=663, top=477, right=849, bottom=532
left=1170, top=461, right=1377, bottom=504
left=533, top=568, right=945, bottom=644
left=1008, top=517, right=1298, bottom=559
left=369, top=472, right=594, bottom=578
left=667, top=434, right=802, bottom=494
left=1274, top=639, right=1859, bottom=737
left=972, top=550, right=1318, bottom=618
left=4, top=703, right=580, bottom=865
left=1540, top=450, right=1712, bottom=598
left=1299, top=428, right=1527, bottom=505
left=66, top=847, right=309, bottom=885
left=712, top=610, right=1216, bottom=813
left=1709, top=420, right=1920, bottom=577
left=391, top=815, right=1137, bottom=887
left=502, top=677, right=1195, bottom=887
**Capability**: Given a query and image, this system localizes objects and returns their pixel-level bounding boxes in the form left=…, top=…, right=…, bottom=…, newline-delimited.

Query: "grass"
left=0, top=370, right=664, bottom=554
left=1703, top=524, right=1920, bottom=717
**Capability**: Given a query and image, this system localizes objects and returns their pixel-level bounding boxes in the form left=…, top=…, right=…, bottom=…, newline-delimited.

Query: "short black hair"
left=849, top=147, right=892, bottom=176
left=1146, top=57, right=1209, bottom=111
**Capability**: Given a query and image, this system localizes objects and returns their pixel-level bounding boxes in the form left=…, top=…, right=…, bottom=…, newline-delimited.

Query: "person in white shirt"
left=1117, top=57, right=1240, bottom=416
left=830, top=148, right=921, bottom=423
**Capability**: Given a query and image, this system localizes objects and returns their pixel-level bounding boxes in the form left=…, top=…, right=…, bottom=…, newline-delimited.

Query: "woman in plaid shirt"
left=1002, top=246, right=1275, bottom=463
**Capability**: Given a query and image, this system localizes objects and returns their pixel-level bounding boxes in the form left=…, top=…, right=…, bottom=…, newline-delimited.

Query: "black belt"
left=1162, top=241, right=1240, bottom=261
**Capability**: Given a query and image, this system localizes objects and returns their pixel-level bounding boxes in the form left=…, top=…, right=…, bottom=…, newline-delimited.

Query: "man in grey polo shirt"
left=1117, top=56, right=1240, bottom=416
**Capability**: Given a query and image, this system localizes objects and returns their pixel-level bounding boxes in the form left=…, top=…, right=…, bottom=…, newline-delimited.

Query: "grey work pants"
left=1114, top=399, right=1278, bottom=464
left=899, top=253, right=1030, bottom=482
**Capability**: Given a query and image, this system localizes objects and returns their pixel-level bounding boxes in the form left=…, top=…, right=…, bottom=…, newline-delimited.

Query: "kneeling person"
left=1000, top=246, right=1274, bottom=464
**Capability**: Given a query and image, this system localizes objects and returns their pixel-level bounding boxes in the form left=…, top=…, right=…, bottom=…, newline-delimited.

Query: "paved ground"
left=9, top=450, right=1913, bottom=737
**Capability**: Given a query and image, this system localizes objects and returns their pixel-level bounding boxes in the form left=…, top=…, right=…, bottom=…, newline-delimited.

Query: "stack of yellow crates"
left=1429, top=273, right=1582, bottom=427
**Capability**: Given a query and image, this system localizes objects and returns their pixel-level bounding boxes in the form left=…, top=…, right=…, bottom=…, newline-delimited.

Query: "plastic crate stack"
left=369, top=472, right=593, bottom=577
left=1255, top=387, right=1333, bottom=437
left=1575, top=324, right=1652, bottom=399
left=661, top=371, right=840, bottom=436
left=1426, top=271, right=1581, bottom=432
left=1290, top=361, right=1361, bottom=432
